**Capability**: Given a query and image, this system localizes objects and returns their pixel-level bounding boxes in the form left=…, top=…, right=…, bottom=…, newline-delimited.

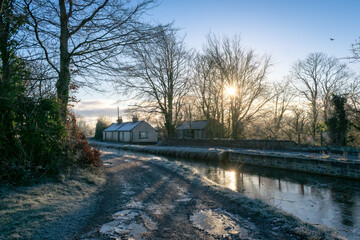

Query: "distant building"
left=102, top=117, right=157, bottom=143
left=176, top=120, right=207, bottom=139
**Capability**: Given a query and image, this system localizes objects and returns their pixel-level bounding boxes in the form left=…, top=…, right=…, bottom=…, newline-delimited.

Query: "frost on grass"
left=190, top=209, right=255, bottom=238
left=0, top=169, right=105, bottom=240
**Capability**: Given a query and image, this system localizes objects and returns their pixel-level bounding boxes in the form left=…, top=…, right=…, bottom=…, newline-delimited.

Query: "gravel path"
left=70, top=149, right=340, bottom=240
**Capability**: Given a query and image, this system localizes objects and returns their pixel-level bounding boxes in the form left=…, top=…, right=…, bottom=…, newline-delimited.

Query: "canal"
left=103, top=147, right=360, bottom=239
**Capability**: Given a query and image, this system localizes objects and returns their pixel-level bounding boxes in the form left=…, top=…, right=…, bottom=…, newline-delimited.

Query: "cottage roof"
left=103, top=123, right=122, bottom=132
left=176, top=120, right=207, bottom=130
left=103, top=121, right=143, bottom=132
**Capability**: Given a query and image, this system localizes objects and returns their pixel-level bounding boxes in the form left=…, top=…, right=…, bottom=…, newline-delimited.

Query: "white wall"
left=103, top=131, right=118, bottom=141
left=131, top=122, right=157, bottom=143
left=123, top=132, right=131, bottom=142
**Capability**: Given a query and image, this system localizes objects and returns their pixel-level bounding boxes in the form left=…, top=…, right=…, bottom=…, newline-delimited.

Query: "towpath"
left=74, top=147, right=339, bottom=240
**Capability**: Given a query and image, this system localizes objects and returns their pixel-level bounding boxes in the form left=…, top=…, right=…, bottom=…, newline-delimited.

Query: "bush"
left=0, top=98, right=102, bottom=185
left=94, top=118, right=110, bottom=141
left=67, top=113, right=102, bottom=167
left=1, top=97, right=67, bottom=183
left=326, top=95, right=349, bottom=147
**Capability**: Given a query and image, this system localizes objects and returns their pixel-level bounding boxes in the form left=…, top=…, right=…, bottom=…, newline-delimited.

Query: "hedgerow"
left=0, top=97, right=102, bottom=185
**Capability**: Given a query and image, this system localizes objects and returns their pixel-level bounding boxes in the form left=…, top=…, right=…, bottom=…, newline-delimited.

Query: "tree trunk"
left=311, top=100, right=317, bottom=142
left=57, top=0, right=70, bottom=123
left=0, top=2, right=15, bottom=156
left=0, top=1, right=10, bottom=82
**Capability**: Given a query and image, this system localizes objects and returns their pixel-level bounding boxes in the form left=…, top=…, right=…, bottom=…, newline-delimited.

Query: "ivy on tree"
left=326, top=95, right=349, bottom=147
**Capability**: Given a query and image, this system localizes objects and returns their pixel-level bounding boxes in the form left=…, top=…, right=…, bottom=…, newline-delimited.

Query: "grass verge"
left=0, top=168, right=105, bottom=240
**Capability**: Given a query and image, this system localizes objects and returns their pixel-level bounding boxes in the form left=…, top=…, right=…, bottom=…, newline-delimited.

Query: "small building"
left=103, top=117, right=157, bottom=143
left=176, top=120, right=207, bottom=139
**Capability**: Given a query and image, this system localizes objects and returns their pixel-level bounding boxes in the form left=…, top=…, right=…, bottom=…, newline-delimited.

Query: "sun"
left=225, top=85, right=236, bottom=97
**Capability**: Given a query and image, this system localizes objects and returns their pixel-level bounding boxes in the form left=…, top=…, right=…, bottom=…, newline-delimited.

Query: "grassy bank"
left=0, top=168, right=105, bottom=240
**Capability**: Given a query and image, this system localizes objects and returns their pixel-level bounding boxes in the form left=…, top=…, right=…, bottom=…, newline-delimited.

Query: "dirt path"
left=73, top=150, right=338, bottom=240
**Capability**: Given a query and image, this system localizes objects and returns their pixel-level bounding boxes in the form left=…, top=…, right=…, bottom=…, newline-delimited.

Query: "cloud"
left=72, top=99, right=140, bottom=127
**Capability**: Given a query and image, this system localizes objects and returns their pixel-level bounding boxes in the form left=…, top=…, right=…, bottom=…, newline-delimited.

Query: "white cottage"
left=176, top=120, right=207, bottom=139
left=102, top=117, right=157, bottom=143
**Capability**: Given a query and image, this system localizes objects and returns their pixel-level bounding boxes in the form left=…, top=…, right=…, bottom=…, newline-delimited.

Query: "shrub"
left=67, top=113, right=102, bottom=167
left=94, top=118, right=110, bottom=141
left=326, top=95, right=349, bottom=147
left=1, top=97, right=67, bottom=183
left=0, top=98, right=102, bottom=185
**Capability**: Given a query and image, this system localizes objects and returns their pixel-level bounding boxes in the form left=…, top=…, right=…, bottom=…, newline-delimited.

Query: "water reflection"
left=179, top=159, right=360, bottom=239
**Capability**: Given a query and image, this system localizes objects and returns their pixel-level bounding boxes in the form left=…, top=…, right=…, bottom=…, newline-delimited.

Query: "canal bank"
left=89, top=141, right=360, bottom=180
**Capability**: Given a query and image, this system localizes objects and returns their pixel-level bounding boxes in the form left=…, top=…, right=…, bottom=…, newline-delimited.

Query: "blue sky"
left=75, top=0, right=360, bottom=125
left=147, top=0, right=360, bottom=73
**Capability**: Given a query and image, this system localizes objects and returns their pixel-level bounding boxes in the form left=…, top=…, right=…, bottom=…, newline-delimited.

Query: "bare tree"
left=350, top=37, right=360, bottom=61
left=24, top=0, right=163, bottom=122
left=75, top=114, right=94, bottom=137
left=192, top=53, right=225, bottom=138
left=291, top=52, right=352, bottom=141
left=115, top=29, right=192, bottom=138
left=203, top=34, right=272, bottom=139
left=23, top=61, right=57, bottom=98
left=286, top=106, right=308, bottom=144
left=265, top=79, right=295, bottom=139
left=347, top=77, right=360, bottom=131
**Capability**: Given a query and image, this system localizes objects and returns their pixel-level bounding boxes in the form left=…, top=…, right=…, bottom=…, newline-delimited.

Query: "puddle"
left=190, top=209, right=255, bottom=238
left=100, top=210, right=157, bottom=239
left=126, top=200, right=144, bottom=209
left=176, top=197, right=192, bottom=202
left=99, top=199, right=163, bottom=239
left=175, top=186, right=191, bottom=202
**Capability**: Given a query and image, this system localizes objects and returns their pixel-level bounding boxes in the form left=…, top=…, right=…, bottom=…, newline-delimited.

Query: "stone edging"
left=90, top=141, right=360, bottom=180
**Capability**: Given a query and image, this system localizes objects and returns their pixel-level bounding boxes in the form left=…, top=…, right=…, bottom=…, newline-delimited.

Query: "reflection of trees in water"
left=218, top=160, right=359, bottom=228
left=300, top=184, right=305, bottom=195
left=165, top=154, right=360, bottom=229
left=278, top=179, right=282, bottom=192
left=331, top=188, right=357, bottom=227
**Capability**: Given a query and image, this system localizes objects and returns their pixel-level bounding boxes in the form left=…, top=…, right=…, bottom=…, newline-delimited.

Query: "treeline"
left=115, top=32, right=360, bottom=148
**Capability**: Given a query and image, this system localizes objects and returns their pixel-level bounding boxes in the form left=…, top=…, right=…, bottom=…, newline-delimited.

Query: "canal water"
left=103, top=147, right=360, bottom=239
left=177, top=159, right=360, bottom=239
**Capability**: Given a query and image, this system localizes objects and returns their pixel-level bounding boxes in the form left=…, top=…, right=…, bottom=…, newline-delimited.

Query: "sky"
left=74, top=0, right=360, bottom=127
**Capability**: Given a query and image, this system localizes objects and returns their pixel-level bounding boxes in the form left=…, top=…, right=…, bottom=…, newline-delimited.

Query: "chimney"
left=117, top=107, right=122, bottom=124
left=117, top=116, right=123, bottom=124
left=132, top=116, right=138, bottom=123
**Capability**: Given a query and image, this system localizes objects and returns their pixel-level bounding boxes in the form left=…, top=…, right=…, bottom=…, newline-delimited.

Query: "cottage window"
left=139, top=131, right=148, bottom=139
